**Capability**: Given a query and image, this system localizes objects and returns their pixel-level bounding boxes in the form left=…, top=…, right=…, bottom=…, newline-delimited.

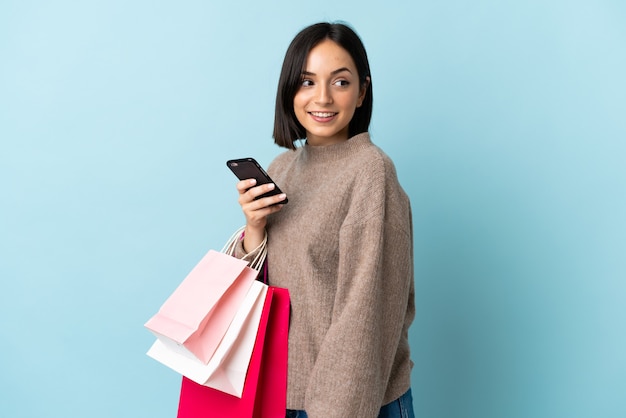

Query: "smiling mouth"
left=309, top=111, right=338, bottom=118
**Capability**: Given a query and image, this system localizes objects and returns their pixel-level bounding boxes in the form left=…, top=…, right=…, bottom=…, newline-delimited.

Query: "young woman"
left=234, top=22, right=415, bottom=418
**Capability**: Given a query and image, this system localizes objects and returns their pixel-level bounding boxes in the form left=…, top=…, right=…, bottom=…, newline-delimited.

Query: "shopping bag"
left=145, top=249, right=259, bottom=364
left=177, top=286, right=290, bottom=418
left=147, top=280, right=267, bottom=396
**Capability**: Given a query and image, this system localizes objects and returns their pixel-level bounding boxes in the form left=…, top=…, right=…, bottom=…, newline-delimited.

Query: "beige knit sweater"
left=238, top=133, right=415, bottom=418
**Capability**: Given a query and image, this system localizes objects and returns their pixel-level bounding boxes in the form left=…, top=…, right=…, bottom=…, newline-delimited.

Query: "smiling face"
left=293, top=39, right=369, bottom=146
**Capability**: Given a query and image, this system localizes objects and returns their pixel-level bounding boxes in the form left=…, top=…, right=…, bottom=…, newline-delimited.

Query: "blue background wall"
left=1, top=1, right=624, bottom=417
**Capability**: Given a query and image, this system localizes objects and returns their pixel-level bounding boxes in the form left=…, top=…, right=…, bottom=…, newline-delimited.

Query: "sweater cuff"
left=233, top=229, right=267, bottom=265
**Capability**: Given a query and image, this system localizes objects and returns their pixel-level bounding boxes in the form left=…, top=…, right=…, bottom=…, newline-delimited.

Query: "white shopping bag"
left=147, top=280, right=268, bottom=397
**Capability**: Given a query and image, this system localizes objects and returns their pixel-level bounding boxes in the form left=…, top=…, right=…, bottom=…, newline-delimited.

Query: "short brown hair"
left=273, top=22, right=373, bottom=150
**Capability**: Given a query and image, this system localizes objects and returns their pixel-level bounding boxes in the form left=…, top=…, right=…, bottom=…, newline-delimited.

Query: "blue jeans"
left=286, top=388, right=414, bottom=418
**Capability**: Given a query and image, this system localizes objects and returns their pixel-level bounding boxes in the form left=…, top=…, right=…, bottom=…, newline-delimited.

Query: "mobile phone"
left=226, top=158, right=288, bottom=204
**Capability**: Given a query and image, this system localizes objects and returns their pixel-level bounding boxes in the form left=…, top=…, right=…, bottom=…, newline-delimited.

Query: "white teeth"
left=310, top=112, right=335, bottom=118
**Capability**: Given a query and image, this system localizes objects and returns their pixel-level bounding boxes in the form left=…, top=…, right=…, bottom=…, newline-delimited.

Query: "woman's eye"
left=334, top=80, right=350, bottom=87
left=301, top=79, right=314, bottom=87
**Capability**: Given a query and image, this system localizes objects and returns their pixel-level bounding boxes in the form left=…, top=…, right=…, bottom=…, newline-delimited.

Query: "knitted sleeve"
left=232, top=231, right=266, bottom=263
left=303, top=155, right=414, bottom=418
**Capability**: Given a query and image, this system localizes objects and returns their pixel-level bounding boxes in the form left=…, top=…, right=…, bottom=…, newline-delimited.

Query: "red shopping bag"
left=177, top=287, right=290, bottom=418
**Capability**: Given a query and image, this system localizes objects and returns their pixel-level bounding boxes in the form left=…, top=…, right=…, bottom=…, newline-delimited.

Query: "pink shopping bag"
left=177, top=287, right=290, bottom=418
left=145, top=250, right=258, bottom=364
left=147, top=281, right=267, bottom=397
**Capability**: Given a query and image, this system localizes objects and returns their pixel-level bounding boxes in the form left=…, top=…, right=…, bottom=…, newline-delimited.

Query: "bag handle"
left=222, top=226, right=267, bottom=272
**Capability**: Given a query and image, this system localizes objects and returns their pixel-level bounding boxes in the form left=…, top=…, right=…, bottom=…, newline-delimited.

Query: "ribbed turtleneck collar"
left=299, top=132, right=372, bottom=164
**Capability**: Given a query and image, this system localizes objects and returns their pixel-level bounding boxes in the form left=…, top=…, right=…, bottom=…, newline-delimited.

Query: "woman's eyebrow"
left=301, top=67, right=353, bottom=76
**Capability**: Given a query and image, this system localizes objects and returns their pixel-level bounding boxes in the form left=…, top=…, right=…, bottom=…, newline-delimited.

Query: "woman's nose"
left=314, top=84, right=333, bottom=105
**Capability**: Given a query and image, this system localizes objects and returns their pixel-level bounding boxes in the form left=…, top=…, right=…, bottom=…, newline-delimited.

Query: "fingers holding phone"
left=229, top=158, right=287, bottom=231
left=228, top=158, right=288, bottom=203
left=234, top=177, right=285, bottom=252
left=237, top=179, right=287, bottom=211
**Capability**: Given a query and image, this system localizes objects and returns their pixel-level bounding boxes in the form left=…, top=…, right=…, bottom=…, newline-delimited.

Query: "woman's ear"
left=357, top=76, right=371, bottom=107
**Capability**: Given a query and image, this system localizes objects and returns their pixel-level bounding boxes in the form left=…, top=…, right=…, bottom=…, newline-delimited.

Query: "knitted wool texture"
left=238, top=133, right=415, bottom=418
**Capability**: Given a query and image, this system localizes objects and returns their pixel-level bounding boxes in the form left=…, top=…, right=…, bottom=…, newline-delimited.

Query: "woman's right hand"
left=236, top=179, right=286, bottom=251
